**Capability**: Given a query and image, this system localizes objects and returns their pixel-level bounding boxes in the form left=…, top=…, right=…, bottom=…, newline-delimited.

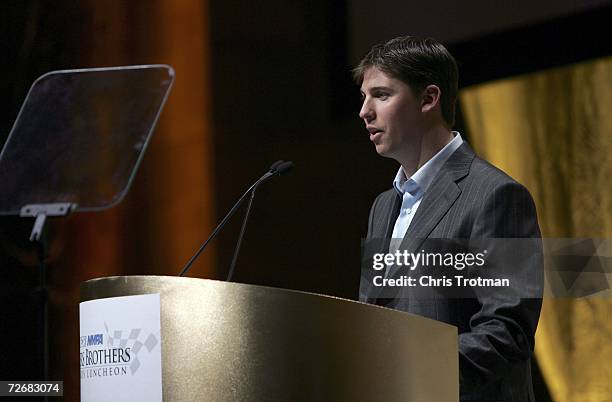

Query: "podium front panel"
left=81, top=276, right=458, bottom=401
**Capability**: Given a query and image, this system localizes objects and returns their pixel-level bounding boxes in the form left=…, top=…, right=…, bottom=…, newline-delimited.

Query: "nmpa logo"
left=80, top=322, right=159, bottom=379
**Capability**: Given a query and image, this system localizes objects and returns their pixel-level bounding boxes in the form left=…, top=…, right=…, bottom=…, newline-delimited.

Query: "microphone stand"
left=226, top=183, right=258, bottom=281
left=227, top=160, right=293, bottom=281
left=178, top=161, right=292, bottom=278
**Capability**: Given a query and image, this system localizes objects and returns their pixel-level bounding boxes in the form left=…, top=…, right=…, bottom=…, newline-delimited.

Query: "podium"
left=81, top=276, right=458, bottom=401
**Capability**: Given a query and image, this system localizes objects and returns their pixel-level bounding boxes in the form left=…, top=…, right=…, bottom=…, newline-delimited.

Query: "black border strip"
left=449, top=4, right=612, bottom=87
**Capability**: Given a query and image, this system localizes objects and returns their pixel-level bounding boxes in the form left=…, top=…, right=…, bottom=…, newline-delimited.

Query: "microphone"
left=268, top=160, right=285, bottom=172
left=178, top=160, right=294, bottom=277
left=226, top=160, right=294, bottom=281
left=274, top=161, right=294, bottom=175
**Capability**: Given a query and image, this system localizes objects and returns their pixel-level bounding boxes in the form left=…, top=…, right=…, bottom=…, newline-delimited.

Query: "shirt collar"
left=393, top=132, right=463, bottom=196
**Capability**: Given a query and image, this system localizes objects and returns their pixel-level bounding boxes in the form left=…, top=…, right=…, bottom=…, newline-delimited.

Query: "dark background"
left=1, top=1, right=611, bottom=399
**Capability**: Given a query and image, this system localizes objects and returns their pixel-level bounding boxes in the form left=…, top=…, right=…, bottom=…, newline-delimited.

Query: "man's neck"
left=400, top=127, right=454, bottom=177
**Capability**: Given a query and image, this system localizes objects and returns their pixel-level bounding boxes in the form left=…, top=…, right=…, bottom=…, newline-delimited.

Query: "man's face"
left=359, top=67, right=424, bottom=162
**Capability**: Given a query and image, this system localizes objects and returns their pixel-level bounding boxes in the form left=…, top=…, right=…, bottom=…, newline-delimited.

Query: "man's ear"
left=421, top=84, right=441, bottom=112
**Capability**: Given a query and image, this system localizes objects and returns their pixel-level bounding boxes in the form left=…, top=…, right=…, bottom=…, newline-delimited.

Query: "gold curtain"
left=460, top=57, right=612, bottom=402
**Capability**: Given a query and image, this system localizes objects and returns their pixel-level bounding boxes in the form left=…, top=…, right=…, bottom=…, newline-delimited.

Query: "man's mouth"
left=367, top=127, right=383, bottom=141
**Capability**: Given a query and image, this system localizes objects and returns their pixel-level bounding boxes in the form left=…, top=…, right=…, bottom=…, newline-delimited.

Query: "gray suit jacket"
left=359, top=143, right=543, bottom=402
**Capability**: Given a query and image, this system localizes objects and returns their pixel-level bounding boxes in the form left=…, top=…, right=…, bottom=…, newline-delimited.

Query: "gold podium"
left=81, top=276, right=458, bottom=401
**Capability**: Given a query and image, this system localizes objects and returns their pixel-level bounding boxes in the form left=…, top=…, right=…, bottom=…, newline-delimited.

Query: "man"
left=355, top=36, right=543, bottom=401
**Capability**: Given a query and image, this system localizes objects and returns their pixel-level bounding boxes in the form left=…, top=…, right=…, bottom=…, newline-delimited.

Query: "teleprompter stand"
left=0, top=65, right=175, bottom=390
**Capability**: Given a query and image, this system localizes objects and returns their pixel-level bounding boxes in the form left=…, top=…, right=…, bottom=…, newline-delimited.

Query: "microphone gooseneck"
left=226, top=160, right=294, bottom=281
left=178, top=160, right=293, bottom=278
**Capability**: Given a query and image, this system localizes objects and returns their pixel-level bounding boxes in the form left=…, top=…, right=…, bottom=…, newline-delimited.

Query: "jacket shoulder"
left=464, top=155, right=534, bottom=198
left=367, top=188, right=397, bottom=238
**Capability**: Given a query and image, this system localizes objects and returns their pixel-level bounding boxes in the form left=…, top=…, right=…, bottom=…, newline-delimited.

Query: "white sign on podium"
left=80, top=294, right=163, bottom=402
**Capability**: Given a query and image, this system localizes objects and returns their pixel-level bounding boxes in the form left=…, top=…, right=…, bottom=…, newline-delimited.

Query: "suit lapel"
left=385, top=143, right=475, bottom=279
left=383, top=194, right=401, bottom=238
left=364, top=193, right=400, bottom=302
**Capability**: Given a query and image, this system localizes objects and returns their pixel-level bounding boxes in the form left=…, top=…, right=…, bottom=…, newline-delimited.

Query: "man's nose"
left=359, top=100, right=374, bottom=122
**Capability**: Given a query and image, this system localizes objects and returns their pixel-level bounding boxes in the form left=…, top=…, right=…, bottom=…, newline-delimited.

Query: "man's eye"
left=373, top=91, right=389, bottom=99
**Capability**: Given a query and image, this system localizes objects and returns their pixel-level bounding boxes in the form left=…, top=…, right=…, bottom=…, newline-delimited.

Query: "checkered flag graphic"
left=104, top=322, right=159, bottom=375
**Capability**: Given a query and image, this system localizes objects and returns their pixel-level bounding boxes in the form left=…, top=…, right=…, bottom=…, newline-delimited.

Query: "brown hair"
left=353, top=36, right=459, bottom=127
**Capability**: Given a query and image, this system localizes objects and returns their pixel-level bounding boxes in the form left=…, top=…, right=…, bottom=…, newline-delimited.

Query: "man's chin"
left=375, top=146, right=403, bottom=165
left=374, top=144, right=393, bottom=158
